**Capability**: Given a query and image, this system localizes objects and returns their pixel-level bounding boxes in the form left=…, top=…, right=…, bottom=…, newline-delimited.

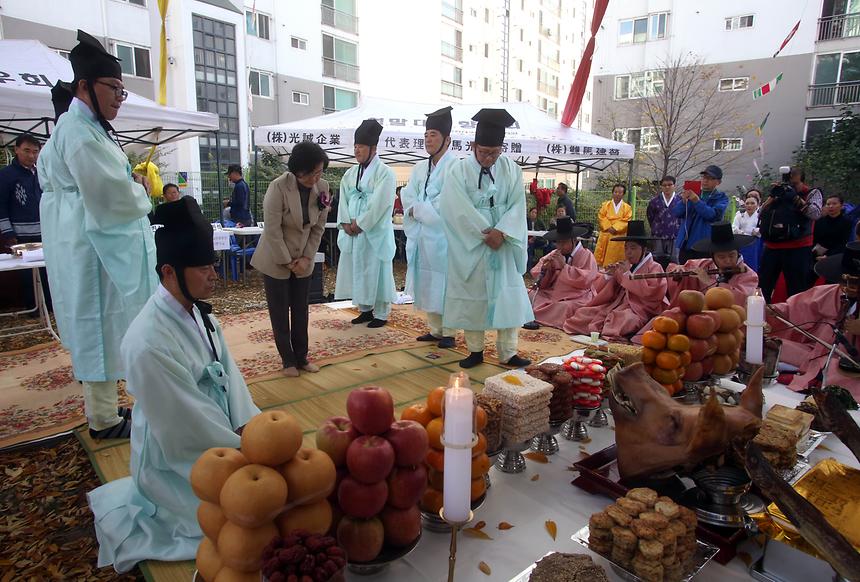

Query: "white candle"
left=442, top=372, right=474, bottom=523
left=746, top=289, right=765, bottom=365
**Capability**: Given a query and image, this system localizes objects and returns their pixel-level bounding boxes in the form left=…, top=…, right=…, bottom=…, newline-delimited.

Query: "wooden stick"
left=812, top=389, right=860, bottom=464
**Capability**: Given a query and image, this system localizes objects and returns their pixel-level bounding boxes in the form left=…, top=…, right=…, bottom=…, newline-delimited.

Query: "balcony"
left=321, top=4, right=359, bottom=35
left=540, top=55, right=560, bottom=71
left=322, top=57, right=360, bottom=83
left=537, top=81, right=559, bottom=97
left=442, top=2, right=463, bottom=24
left=818, top=12, right=860, bottom=41
left=441, top=41, right=463, bottom=61
left=323, top=107, right=338, bottom=114
left=808, top=81, right=860, bottom=107
left=441, top=80, right=463, bottom=98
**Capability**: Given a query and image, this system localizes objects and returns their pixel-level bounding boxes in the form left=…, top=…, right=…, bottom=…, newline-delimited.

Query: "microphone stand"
left=765, top=304, right=860, bottom=370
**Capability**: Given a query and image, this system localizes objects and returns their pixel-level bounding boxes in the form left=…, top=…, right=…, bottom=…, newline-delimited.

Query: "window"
left=484, top=43, right=489, bottom=57
left=483, top=77, right=492, bottom=91
left=323, top=85, right=358, bottom=112
left=246, top=11, right=271, bottom=40
left=290, top=37, right=307, bottom=50
left=614, top=70, right=664, bottom=99
left=725, top=15, right=754, bottom=30
left=804, top=118, right=837, bottom=144
left=619, top=12, right=668, bottom=44
left=249, top=70, right=272, bottom=98
left=117, top=0, right=145, bottom=5
left=485, top=8, right=490, bottom=22
left=718, top=76, right=749, bottom=91
left=612, top=127, right=658, bottom=151
left=515, top=88, right=523, bottom=101
left=322, top=34, right=359, bottom=82
left=714, top=138, right=743, bottom=151
left=518, top=59, right=524, bottom=72
left=547, top=101, right=557, bottom=116
left=811, top=51, right=860, bottom=106
left=441, top=63, right=463, bottom=97
left=114, top=43, right=151, bottom=78
left=54, top=48, right=71, bottom=60
left=292, top=91, right=310, bottom=105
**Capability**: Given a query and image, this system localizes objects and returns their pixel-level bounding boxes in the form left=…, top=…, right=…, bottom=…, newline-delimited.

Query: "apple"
left=346, top=436, right=395, bottom=484
left=688, top=338, right=708, bottom=362
left=336, top=515, right=384, bottom=563
left=380, top=505, right=422, bottom=548
left=220, top=464, right=288, bottom=528
left=346, top=386, right=395, bottom=435
left=337, top=475, right=388, bottom=518
left=678, top=290, right=705, bottom=315
left=686, top=314, right=715, bottom=339
left=217, top=519, right=278, bottom=573
left=662, top=307, right=687, bottom=330
left=706, top=334, right=719, bottom=356
left=316, top=416, right=359, bottom=468
left=281, top=447, right=337, bottom=504
left=702, top=310, right=723, bottom=333
left=682, top=361, right=704, bottom=382
left=190, top=447, right=249, bottom=504
left=387, top=465, right=427, bottom=509
left=384, top=420, right=429, bottom=467
left=240, top=410, right=303, bottom=466
left=701, top=356, right=715, bottom=376
left=329, top=465, right=349, bottom=504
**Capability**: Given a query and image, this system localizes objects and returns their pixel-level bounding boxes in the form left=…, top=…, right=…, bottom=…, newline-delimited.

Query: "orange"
left=401, top=404, right=434, bottom=427
left=471, top=454, right=491, bottom=479
left=666, top=333, right=690, bottom=353
left=425, top=448, right=445, bottom=472
left=470, top=476, right=487, bottom=501
left=641, top=347, right=658, bottom=365
left=680, top=350, right=692, bottom=367
left=651, top=367, right=678, bottom=385
left=421, top=487, right=444, bottom=513
left=428, top=467, right=444, bottom=490
left=642, top=330, right=667, bottom=351
left=475, top=406, right=488, bottom=432
left=472, top=432, right=487, bottom=457
left=426, top=417, right=444, bottom=451
left=653, top=316, right=680, bottom=335
left=427, top=387, right=446, bottom=417
left=655, top=350, right=682, bottom=371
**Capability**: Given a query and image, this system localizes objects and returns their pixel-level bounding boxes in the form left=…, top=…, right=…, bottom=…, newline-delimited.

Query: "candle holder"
left=561, top=406, right=598, bottom=441
left=439, top=507, right=474, bottom=582
left=530, top=419, right=566, bottom=455
left=495, top=437, right=531, bottom=473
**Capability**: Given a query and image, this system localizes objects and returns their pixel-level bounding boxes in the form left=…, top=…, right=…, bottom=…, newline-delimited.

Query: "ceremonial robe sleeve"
left=440, top=163, right=491, bottom=256
left=611, top=203, right=633, bottom=233
left=261, top=181, right=292, bottom=265
left=562, top=252, right=599, bottom=289
left=618, top=266, right=667, bottom=298
left=355, top=167, right=395, bottom=233
left=494, top=164, right=528, bottom=249
left=337, top=177, right=351, bottom=227
left=302, top=182, right=329, bottom=259
left=597, top=202, right=611, bottom=233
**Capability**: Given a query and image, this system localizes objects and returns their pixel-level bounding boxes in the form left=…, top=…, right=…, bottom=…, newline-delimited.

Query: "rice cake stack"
left=482, top=370, right=552, bottom=444
left=586, top=487, right=698, bottom=582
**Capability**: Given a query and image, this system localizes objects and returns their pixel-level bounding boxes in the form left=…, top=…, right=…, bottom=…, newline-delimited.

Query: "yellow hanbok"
left=594, top=199, right=633, bottom=266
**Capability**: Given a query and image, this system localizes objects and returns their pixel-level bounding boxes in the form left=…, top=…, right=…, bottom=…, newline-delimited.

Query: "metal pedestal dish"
left=685, top=466, right=754, bottom=529
left=530, top=419, right=566, bottom=455
left=561, top=406, right=599, bottom=441
left=422, top=493, right=486, bottom=533
left=496, top=438, right=532, bottom=473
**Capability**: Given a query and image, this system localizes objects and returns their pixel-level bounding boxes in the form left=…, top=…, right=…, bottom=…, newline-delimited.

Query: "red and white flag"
left=773, top=20, right=800, bottom=58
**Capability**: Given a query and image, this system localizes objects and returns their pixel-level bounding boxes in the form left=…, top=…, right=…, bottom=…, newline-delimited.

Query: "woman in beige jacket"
left=251, top=142, right=330, bottom=377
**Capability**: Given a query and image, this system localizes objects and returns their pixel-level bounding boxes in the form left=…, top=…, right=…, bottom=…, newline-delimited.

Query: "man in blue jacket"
left=672, top=165, right=728, bottom=263
left=225, top=164, right=252, bottom=226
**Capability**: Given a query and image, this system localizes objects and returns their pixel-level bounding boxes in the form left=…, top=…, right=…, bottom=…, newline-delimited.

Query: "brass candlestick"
left=439, top=507, right=474, bottom=582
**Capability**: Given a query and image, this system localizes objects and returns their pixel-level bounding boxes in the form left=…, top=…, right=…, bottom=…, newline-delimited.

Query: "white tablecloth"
left=354, top=383, right=859, bottom=582
left=0, top=257, right=46, bottom=272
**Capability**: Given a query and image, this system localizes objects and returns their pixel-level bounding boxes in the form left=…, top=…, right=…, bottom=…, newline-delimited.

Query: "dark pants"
left=759, top=245, right=813, bottom=303
left=17, top=236, right=51, bottom=312
left=678, top=248, right=709, bottom=263
left=263, top=273, right=311, bottom=368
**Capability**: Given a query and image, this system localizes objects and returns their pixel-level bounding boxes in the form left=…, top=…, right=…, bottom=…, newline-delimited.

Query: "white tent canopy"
left=254, top=97, right=634, bottom=173
left=0, top=40, right=219, bottom=148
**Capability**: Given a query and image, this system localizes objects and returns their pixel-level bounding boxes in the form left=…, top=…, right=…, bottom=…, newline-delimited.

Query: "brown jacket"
left=250, top=173, right=329, bottom=279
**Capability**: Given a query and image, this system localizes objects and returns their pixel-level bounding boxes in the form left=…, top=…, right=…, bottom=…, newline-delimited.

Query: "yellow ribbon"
left=157, top=0, right=169, bottom=106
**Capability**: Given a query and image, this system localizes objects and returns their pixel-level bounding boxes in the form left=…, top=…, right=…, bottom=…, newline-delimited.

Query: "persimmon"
left=653, top=316, right=680, bottom=335
left=475, top=405, right=488, bottom=432
left=667, top=333, right=690, bottom=353
left=426, top=417, right=444, bottom=451
left=427, top=387, right=446, bottom=417
left=641, top=347, right=658, bottom=365
left=642, top=330, right=667, bottom=350
left=401, top=403, right=434, bottom=426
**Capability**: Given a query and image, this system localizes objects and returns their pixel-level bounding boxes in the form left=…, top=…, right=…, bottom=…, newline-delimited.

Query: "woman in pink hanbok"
left=564, top=221, right=667, bottom=341
left=768, top=243, right=860, bottom=398
left=524, top=218, right=597, bottom=330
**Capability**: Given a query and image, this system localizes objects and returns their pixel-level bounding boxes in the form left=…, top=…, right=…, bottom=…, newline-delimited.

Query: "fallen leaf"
left=474, top=520, right=486, bottom=530
left=463, top=528, right=493, bottom=540
left=498, top=522, right=515, bottom=530
left=524, top=452, right=549, bottom=463
left=478, top=561, right=492, bottom=576
left=580, top=437, right=592, bottom=444
left=545, top=520, right=557, bottom=540
left=531, top=474, right=540, bottom=481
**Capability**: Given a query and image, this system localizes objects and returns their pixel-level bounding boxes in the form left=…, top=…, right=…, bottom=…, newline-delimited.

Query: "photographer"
left=758, top=167, right=822, bottom=302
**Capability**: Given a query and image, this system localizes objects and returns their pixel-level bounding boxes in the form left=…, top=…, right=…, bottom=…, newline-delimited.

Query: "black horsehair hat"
left=425, top=106, right=453, bottom=137
left=472, top=108, right=516, bottom=147
left=691, top=222, right=755, bottom=254
left=815, top=241, right=860, bottom=284
left=155, top=197, right=217, bottom=269
left=354, top=118, right=384, bottom=146
left=70, top=30, right=122, bottom=80
left=611, top=220, right=657, bottom=245
left=544, top=217, right=589, bottom=242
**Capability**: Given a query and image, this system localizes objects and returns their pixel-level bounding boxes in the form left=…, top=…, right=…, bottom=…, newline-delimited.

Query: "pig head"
left=609, top=363, right=763, bottom=480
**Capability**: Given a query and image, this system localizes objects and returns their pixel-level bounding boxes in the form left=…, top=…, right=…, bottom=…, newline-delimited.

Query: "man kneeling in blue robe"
left=87, top=197, right=260, bottom=572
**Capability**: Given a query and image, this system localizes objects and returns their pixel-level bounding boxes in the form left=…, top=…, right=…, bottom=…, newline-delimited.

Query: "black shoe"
left=437, top=336, right=455, bottom=349
left=117, top=406, right=133, bottom=420
left=367, top=318, right=387, bottom=328
left=522, top=320, right=540, bottom=330
left=351, top=311, right=374, bottom=324
left=459, top=351, right=484, bottom=368
left=503, top=354, right=532, bottom=368
left=89, top=418, right=132, bottom=440
left=416, top=333, right=440, bottom=342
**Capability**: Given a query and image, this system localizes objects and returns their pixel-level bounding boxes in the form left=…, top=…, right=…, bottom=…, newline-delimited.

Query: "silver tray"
left=796, top=430, right=829, bottom=459
left=781, top=457, right=812, bottom=485
left=508, top=551, right=553, bottom=582
left=571, top=525, right=719, bottom=582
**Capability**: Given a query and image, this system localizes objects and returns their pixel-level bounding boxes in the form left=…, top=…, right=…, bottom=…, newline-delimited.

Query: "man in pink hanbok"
left=632, top=223, right=759, bottom=344
left=523, top=217, right=597, bottom=330
left=768, top=243, right=860, bottom=398
left=564, top=221, right=667, bottom=341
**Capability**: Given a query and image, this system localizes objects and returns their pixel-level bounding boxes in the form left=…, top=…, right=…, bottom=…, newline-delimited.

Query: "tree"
left=606, top=54, right=751, bottom=185
left=794, top=108, right=860, bottom=202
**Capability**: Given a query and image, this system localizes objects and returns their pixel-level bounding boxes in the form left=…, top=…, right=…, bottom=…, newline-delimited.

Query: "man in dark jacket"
left=672, top=165, right=728, bottom=263
left=556, top=182, right=576, bottom=221
left=225, top=164, right=252, bottom=226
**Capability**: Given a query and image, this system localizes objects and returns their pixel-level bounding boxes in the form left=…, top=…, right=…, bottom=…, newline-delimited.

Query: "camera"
left=770, top=165, right=797, bottom=201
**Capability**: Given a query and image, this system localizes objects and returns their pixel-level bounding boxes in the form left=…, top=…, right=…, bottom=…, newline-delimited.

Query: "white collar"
left=70, top=97, right=97, bottom=122
left=431, top=149, right=452, bottom=171
left=631, top=253, right=652, bottom=274
left=157, top=284, right=208, bottom=342
left=662, top=192, right=676, bottom=207
left=612, top=199, right=623, bottom=213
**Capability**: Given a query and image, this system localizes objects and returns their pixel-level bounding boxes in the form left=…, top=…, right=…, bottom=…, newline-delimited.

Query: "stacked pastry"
left=525, top=363, right=574, bottom=422
left=752, top=405, right=812, bottom=469
left=482, top=370, right=552, bottom=444
left=587, top=488, right=698, bottom=582
left=474, top=393, right=503, bottom=453
left=564, top=356, right=607, bottom=408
